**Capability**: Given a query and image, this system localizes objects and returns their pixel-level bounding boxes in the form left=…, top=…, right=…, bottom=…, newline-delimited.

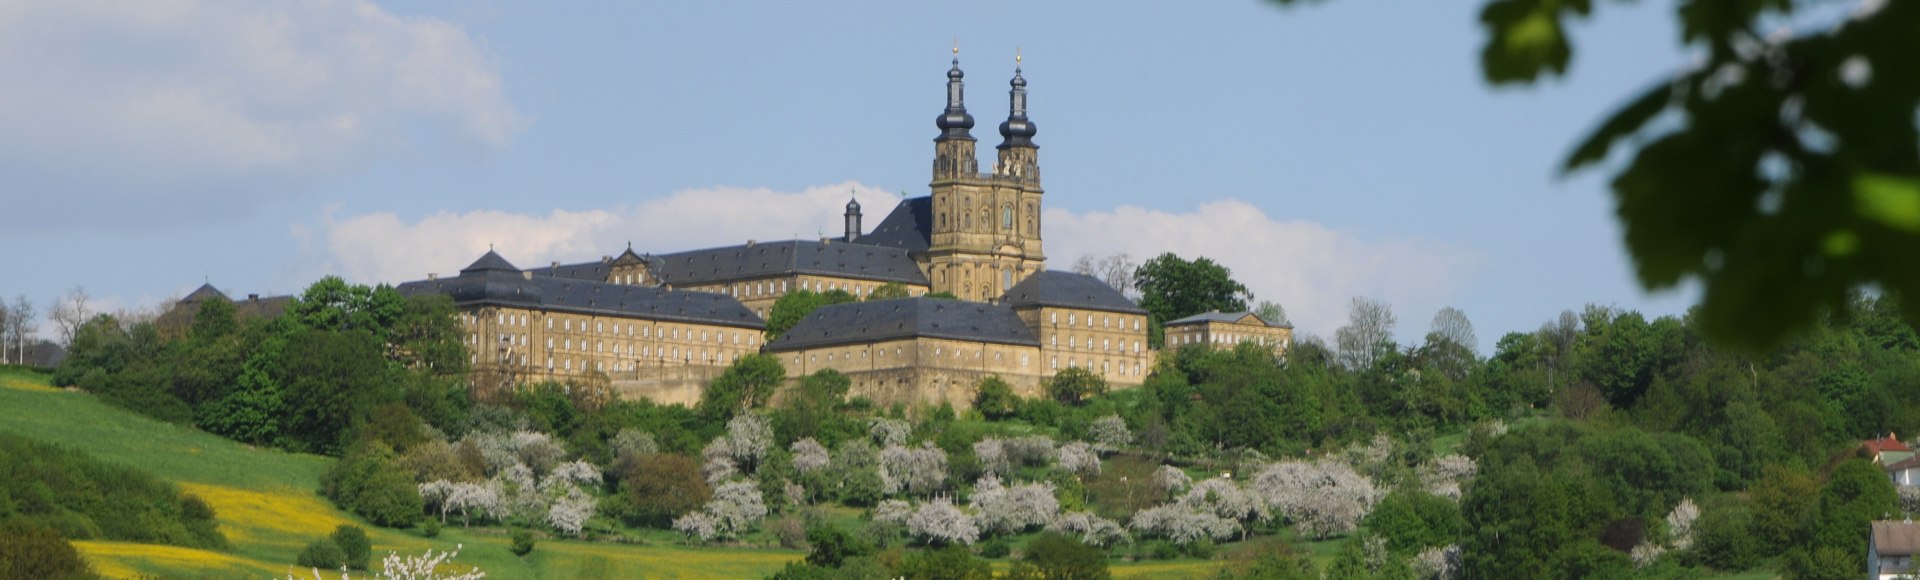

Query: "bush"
left=320, top=441, right=424, bottom=528
left=979, top=536, right=1012, bottom=558
left=1013, top=532, right=1110, bottom=580
left=511, top=529, right=537, bottom=556
left=0, top=520, right=93, bottom=580
left=0, top=433, right=226, bottom=550
left=900, top=544, right=991, bottom=580
left=620, top=453, right=711, bottom=528
left=421, top=519, right=441, bottom=538
left=1138, top=540, right=1179, bottom=560
left=297, top=539, right=346, bottom=569
left=330, top=524, right=371, bottom=570
left=771, top=516, right=808, bottom=549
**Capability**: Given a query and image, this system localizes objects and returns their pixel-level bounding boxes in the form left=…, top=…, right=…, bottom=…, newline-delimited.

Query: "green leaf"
left=1480, top=0, right=1574, bottom=84
left=1853, top=172, right=1920, bottom=234
left=1564, top=82, right=1675, bottom=172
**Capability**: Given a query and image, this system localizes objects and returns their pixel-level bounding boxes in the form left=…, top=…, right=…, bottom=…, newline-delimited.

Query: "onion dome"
left=998, top=57, right=1037, bottom=148
left=936, top=48, right=976, bottom=141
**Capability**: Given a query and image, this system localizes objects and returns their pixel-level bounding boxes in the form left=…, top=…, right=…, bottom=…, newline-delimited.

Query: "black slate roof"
left=400, top=254, right=765, bottom=330
left=765, top=297, right=1039, bottom=351
left=1166, top=311, right=1293, bottom=328
left=1000, top=271, right=1147, bottom=315
left=181, top=283, right=229, bottom=303
left=856, top=196, right=932, bottom=253
left=530, top=239, right=928, bottom=287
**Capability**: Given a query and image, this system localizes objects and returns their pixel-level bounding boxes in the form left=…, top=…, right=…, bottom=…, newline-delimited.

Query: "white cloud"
left=1044, top=200, right=1476, bottom=340
left=310, top=185, right=1472, bottom=340
left=0, top=0, right=518, bottom=227
left=312, top=182, right=897, bottom=284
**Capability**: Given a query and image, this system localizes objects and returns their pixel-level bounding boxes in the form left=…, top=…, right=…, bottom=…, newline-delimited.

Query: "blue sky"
left=0, top=0, right=1702, bottom=350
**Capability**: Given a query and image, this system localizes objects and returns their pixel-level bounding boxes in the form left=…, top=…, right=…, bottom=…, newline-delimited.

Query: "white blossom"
left=880, top=442, right=948, bottom=496
left=706, top=480, right=770, bottom=538
left=969, top=475, right=1060, bottom=535
left=874, top=499, right=915, bottom=525
left=1666, top=497, right=1700, bottom=551
left=1178, top=477, right=1269, bottom=523
left=542, top=460, right=602, bottom=492
left=1630, top=542, right=1666, bottom=568
left=1089, top=415, right=1133, bottom=452
left=784, top=481, right=807, bottom=507
left=1056, top=442, right=1101, bottom=478
left=443, top=481, right=504, bottom=527
left=906, top=499, right=980, bottom=545
left=1151, top=465, right=1192, bottom=496
left=1250, top=458, right=1381, bottom=539
left=1047, top=512, right=1128, bottom=547
left=974, top=438, right=1009, bottom=476
left=672, top=511, right=718, bottom=542
left=1128, top=503, right=1240, bottom=546
left=1006, top=436, right=1058, bottom=467
left=509, top=430, right=567, bottom=475
left=377, top=544, right=487, bottom=580
left=703, top=439, right=739, bottom=484
left=610, top=429, right=659, bottom=457
left=1900, top=485, right=1920, bottom=515
left=790, top=438, right=830, bottom=474
left=494, top=463, right=545, bottom=521
left=869, top=417, right=913, bottom=447
left=1411, top=545, right=1460, bottom=580
left=1419, top=455, right=1477, bottom=500
left=418, top=480, right=456, bottom=521
left=544, top=486, right=596, bottom=536
left=726, top=414, right=774, bottom=471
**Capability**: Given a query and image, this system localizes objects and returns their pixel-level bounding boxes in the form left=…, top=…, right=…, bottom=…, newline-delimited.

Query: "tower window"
left=1002, top=205, right=1013, bottom=229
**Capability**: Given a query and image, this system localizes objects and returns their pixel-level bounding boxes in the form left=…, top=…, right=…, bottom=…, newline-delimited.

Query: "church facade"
left=392, top=52, right=1158, bottom=408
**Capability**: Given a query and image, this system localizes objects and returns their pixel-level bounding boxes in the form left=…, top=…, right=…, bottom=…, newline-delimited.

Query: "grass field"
left=0, top=369, right=1228, bottom=578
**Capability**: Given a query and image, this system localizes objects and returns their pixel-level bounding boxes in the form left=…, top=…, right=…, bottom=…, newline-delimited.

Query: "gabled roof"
left=1885, top=454, right=1920, bottom=473
left=1867, top=433, right=1910, bottom=455
left=1000, top=271, right=1146, bottom=315
left=1166, top=310, right=1292, bottom=328
left=765, top=297, right=1039, bottom=351
left=401, top=253, right=765, bottom=330
left=1876, top=521, right=1920, bottom=557
left=856, top=196, right=932, bottom=253
left=528, top=239, right=929, bottom=287
left=181, top=283, right=230, bottom=304
left=461, top=250, right=520, bottom=274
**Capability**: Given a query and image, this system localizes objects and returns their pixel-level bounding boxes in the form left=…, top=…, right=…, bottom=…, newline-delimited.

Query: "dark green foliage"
left=0, top=520, right=95, bottom=580
left=421, top=519, right=441, bottom=539
left=1133, top=253, right=1250, bottom=348
left=978, top=536, right=1011, bottom=558
left=320, top=441, right=423, bottom=528
left=0, top=433, right=224, bottom=549
left=510, top=529, right=536, bottom=556
left=1684, top=501, right=1760, bottom=571
left=776, top=370, right=862, bottom=448
left=1007, top=533, right=1109, bottom=580
left=297, top=539, right=346, bottom=569
left=804, top=524, right=872, bottom=568
left=1044, top=367, right=1107, bottom=406
left=618, top=453, right=710, bottom=528
left=1213, top=546, right=1317, bottom=580
left=1808, top=459, right=1897, bottom=553
left=867, top=283, right=911, bottom=301
left=972, top=376, right=1019, bottom=421
left=765, top=290, right=858, bottom=341
left=701, top=354, right=788, bottom=422
left=330, top=524, right=371, bottom=571
left=1363, top=490, right=1463, bottom=554
left=899, top=544, right=991, bottom=580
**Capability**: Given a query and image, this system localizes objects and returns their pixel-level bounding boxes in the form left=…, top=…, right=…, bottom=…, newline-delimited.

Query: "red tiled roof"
left=1867, top=433, right=1910, bottom=454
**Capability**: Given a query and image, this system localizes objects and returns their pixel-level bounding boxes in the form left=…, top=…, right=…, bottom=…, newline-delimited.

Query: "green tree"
left=1007, top=533, right=1110, bottom=580
left=1267, top=0, right=1920, bottom=349
left=972, top=375, right=1019, bottom=420
left=1133, top=253, right=1250, bottom=347
left=1808, top=459, right=1897, bottom=553
left=329, top=524, right=372, bottom=571
left=1045, top=367, right=1108, bottom=406
left=1364, top=490, right=1464, bottom=554
left=0, top=521, right=93, bottom=580
left=765, top=290, right=857, bottom=341
left=620, top=453, right=711, bottom=528
left=700, top=354, right=788, bottom=421
left=901, top=544, right=993, bottom=580
left=868, top=283, right=912, bottom=301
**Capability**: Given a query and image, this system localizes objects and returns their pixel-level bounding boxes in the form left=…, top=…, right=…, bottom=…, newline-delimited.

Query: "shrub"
left=320, top=441, right=424, bottom=528
left=422, top=519, right=442, bottom=538
left=1015, top=532, right=1111, bottom=579
left=771, top=516, right=808, bottom=549
left=620, top=453, right=711, bottom=528
left=973, top=376, right=1019, bottom=421
left=979, top=536, right=1012, bottom=558
left=330, top=524, right=371, bottom=570
left=900, top=544, right=991, bottom=580
left=805, top=524, right=872, bottom=568
left=0, top=433, right=226, bottom=549
left=297, top=539, right=346, bottom=569
left=0, top=521, right=93, bottom=580
left=510, top=529, right=537, bottom=556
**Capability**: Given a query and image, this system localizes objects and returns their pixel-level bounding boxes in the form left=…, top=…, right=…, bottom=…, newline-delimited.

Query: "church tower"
left=926, top=50, right=1047, bottom=302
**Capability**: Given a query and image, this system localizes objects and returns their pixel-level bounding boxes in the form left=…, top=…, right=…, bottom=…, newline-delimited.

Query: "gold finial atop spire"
left=952, top=38, right=959, bottom=56
left=1016, top=46, right=1022, bottom=64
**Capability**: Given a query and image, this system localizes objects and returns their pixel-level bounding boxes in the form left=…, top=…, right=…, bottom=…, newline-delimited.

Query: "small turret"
left=844, top=192, right=863, bottom=243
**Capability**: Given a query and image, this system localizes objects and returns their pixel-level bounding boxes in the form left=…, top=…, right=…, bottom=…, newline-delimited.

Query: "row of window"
left=1174, top=331, right=1287, bottom=347
left=468, top=311, right=757, bottom=347
left=1046, top=335, right=1143, bottom=354
left=1048, top=311, right=1142, bottom=331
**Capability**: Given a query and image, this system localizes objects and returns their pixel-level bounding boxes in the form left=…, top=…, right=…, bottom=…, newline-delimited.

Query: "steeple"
left=935, top=44, right=975, bottom=142
left=997, top=50, right=1037, bottom=149
left=844, top=190, right=863, bottom=243
left=932, top=44, right=980, bottom=181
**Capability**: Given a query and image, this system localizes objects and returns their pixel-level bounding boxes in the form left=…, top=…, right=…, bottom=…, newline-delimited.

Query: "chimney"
left=551, top=261, right=560, bottom=269
left=747, top=239, right=756, bottom=247
left=602, top=255, right=612, bottom=263
left=820, top=237, right=831, bottom=245
left=522, top=271, right=533, bottom=280
left=248, top=294, right=259, bottom=302
left=427, top=273, right=438, bottom=281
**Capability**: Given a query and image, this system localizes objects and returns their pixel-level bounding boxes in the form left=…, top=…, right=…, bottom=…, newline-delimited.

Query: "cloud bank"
left=0, top=0, right=518, bottom=227
left=313, top=185, right=1472, bottom=338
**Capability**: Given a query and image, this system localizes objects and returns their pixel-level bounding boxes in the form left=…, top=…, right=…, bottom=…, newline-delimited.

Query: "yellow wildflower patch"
left=0, top=377, right=59, bottom=392
left=179, top=482, right=350, bottom=547
left=74, top=541, right=290, bottom=579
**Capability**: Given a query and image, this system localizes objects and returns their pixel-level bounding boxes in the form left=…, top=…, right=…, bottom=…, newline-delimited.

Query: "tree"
left=1007, top=532, right=1110, bottom=580
left=765, top=290, right=857, bottom=340
left=867, top=282, right=912, bottom=301
left=330, top=524, right=372, bottom=571
left=1269, top=0, right=1920, bottom=349
left=1074, top=253, right=1138, bottom=297
left=973, top=375, right=1019, bottom=420
left=47, top=285, right=91, bottom=347
left=1253, top=300, right=1289, bottom=327
left=6, top=294, right=34, bottom=366
left=0, top=300, right=8, bottom=365
left=1429, top=306, right=1476, bottom=355
left=902, top=544, right=993, bottom=580
left=1045, top=367, right=1108, bottom=406
left=1134, top=253, right=1251, bottom=346
left=700, top=354, right=787, bottom=420
left=1333, top=297, right=1396, bottom=371
left=621, top=453, right=711, bottom=528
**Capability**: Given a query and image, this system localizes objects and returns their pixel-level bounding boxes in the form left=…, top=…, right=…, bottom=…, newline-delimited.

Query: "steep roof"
left=765, top=297, right=1039, bottom=351
left=400, top=253, right=765, bottom=330
left=1166, top=310, right=1292, bottom=328
left=652, top=240, right=927, bottom=286
left=527, top=239, right=928, bottom=287
left=461, top=250, right=520, bottom=274
left=180, top=283, right=230, bottom=304
left=1876, top=521, right=1920, bottom=557
left=1867, top=434, right=1910, bottom=455
left=856, top=196, right=932, bottom=253
left=1000, top=271, right=1147, bottom=315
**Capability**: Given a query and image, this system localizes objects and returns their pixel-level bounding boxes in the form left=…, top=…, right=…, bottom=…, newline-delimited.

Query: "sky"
left=0, top=0, right=1709, bottom=352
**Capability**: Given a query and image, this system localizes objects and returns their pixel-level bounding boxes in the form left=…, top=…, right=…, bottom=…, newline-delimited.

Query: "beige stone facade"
left=1164, top=311, right=1294, bottom=357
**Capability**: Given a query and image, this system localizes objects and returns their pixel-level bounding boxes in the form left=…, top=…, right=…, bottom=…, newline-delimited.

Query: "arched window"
left=979, top=209, right=989, bottom=230
left=1002, top=204, right=1013, bottom=229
